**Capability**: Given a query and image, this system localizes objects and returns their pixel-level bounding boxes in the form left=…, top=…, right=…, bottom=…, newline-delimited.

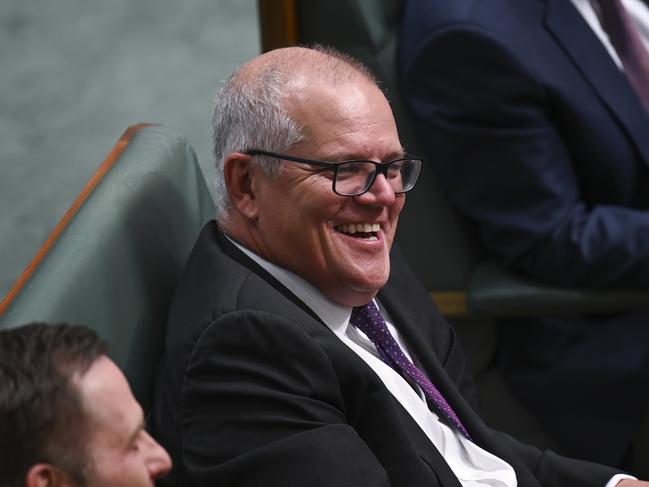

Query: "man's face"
left=250, top=78, right=405, bottom=306
left=75, top=356, right=171, bottom=486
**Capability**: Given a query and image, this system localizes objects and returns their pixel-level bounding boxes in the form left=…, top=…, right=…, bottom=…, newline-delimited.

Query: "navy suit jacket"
left=399, top=0, right=649, bottom=289
left=398, top=0, right=649, bottom=466
left=153, top=222, right=618, bottom=486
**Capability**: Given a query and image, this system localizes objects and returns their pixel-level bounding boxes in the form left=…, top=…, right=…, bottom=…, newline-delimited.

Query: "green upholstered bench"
left=0, top=124, right=215, bottom=413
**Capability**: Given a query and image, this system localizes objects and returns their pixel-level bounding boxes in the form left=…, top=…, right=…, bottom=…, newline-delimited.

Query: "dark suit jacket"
left=153, top=221, right=618, bottom=486
left=398, top=0, right=649, bottom=465
left=398, top=0, right=649, bottom=288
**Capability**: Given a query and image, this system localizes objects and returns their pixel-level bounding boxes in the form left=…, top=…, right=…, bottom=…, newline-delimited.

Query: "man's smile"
left=334, top=222, right=382, bottom=241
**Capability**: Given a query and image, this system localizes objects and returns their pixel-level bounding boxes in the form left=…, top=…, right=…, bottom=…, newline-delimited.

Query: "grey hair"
left=210, top=45, right=379, bottom=222
left=211, top=65, right=304, bottom=221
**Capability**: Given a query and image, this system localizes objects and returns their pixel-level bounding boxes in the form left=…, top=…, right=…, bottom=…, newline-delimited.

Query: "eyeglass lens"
left=334, top=160, right=420, bottom=196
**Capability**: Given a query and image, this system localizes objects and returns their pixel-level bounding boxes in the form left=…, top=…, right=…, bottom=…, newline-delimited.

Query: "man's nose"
left=356, top=172, right=396, bottom=205
left=144, top=431, right=173, bottom=479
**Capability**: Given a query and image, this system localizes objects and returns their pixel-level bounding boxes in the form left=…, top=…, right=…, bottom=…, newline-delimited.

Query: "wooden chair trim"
left=430, top=291, right=467, bottom=318
left=0, top=123, right=156, bottom=317
left=258, top=0, right=299, bottom=52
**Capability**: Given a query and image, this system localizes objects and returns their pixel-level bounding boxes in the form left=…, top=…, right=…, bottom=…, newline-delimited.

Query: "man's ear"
left=26, top=464, right=73, bottom=487
left=223, top=152, right=260, bottom=220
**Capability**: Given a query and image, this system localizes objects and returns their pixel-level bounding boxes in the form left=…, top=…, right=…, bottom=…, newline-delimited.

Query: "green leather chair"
left=0, top=124, right=215, bottom=413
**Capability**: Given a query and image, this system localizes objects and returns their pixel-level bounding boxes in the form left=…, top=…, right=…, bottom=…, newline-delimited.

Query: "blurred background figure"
left=399, top=0, right=649, bottom=471
left=0, top=323, right=172, bottom=486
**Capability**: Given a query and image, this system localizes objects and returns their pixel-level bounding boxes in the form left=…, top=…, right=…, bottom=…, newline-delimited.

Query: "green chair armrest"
left=468, top=261, right=649, bottom=317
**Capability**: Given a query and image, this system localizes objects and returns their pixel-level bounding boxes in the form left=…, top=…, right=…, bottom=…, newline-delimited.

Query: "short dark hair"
left=0, top=323, right=106, bottom=486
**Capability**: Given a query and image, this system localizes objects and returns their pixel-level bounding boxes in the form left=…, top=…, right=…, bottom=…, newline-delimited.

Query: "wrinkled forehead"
left=282, top=76, right=401, bottom=158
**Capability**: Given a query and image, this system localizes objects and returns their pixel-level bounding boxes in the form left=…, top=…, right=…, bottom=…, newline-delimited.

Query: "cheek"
left=388, top=199, right=405, bottom=232
left=393, top=195, right=406, bottom=216
left=263, top=187, right=345, bottom=261
left=116, top=454, right=153, bottom=484
left=87, top=451, right=147, bottom=484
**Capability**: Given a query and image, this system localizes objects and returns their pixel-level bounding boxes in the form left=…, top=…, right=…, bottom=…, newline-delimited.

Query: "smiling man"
left=0, top=323, right=171, bottom=487
left=153, top=46, right=647, bottom=486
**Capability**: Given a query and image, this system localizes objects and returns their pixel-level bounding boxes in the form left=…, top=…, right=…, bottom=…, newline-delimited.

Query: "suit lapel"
left=215, top=228, right=326, bottom=326
left=543, top=0, right=649, bottom=166
left=377, top=260, right=544, bottom=486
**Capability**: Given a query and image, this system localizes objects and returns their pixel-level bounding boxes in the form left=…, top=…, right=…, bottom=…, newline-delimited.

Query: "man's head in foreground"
left=212, top=46, right=420, bottom=307
left=0, top=323, right=171, bottom=486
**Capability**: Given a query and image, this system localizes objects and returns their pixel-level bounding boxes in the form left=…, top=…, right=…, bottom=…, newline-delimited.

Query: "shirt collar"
left=225, top=235, right=352, bottom=334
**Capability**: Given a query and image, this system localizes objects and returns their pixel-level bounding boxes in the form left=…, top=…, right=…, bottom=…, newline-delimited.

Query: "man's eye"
left=387, top=165, right=402, bottom=178
left=337, top=166, right=357, bottom=174
left=129, top=430, right=144, bottom=451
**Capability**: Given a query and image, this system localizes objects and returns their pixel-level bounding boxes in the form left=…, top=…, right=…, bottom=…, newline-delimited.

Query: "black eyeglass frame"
left=246, top=149, right=422, bottom=197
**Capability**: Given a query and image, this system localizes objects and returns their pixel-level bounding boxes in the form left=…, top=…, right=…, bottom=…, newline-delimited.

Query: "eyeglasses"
left=246, top=150, right=422, bottom=197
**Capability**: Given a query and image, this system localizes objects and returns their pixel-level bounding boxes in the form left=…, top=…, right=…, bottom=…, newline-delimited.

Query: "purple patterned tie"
left=350, top=302, right=471, bottom=439
left=599, top=0, right=649, bottom=112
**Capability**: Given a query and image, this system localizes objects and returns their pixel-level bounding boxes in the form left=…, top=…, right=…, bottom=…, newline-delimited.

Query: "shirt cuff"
left=606, top=473, right=637, bottom=487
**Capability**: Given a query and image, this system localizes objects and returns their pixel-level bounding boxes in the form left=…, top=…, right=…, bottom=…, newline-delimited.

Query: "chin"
left=350, top=274, right=389, bottom=298
left=323, top=274, right=385, bottom=307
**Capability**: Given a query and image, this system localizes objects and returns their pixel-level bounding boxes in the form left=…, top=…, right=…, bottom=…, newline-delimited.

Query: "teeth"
left=336, top=223, right=381, bottom=236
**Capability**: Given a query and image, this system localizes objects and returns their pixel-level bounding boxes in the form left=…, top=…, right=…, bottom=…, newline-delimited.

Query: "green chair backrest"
left=0, top=124, right=215, bottom=412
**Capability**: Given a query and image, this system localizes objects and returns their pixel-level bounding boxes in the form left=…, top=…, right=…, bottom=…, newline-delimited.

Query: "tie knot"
left=350, top=302, right=391, bottom=343
left=351, top=301, right=383, bottom=326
